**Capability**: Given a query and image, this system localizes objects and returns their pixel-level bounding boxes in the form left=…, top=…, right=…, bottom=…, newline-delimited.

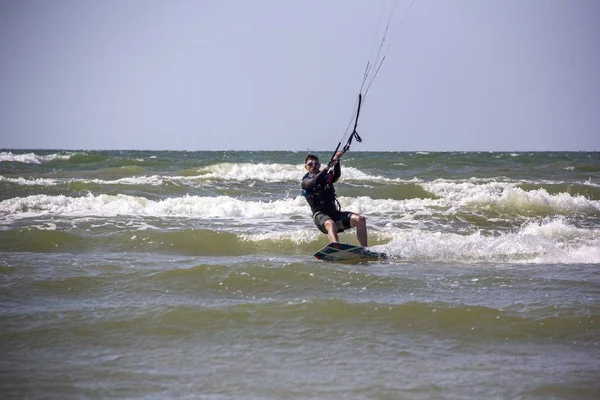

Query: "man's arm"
left=331, top=161, right=341, bottom=183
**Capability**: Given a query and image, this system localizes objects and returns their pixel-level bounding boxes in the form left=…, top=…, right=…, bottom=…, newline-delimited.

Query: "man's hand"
left=328, top=152, right=343, bottom=168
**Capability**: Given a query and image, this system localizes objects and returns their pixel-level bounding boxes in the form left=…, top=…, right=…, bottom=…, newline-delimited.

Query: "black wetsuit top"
left=301, top=162, right=341, bottom=216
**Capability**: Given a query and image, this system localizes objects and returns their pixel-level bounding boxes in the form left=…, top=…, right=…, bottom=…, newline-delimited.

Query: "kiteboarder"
left=301, top=153, right=368, bottom=247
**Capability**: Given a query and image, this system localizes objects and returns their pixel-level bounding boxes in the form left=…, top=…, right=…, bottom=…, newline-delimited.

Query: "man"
left=301, top=153, right=368, bottom=247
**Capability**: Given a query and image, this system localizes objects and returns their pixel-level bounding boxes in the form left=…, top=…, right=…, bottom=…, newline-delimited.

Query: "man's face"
left=305, top=158, right=321, bottom=173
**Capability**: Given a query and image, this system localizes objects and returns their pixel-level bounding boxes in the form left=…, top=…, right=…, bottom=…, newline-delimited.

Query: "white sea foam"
left=239, top=229, right=317, bottom=244
left=196, top=163, right=304, bottom=182
left=103, top=175, right=166, bottom=186
left=0, top=176, right=59, bottom=186
left=0, top=151, right=71, bottom=164
left=29, top=222, right=57, bottom=231
left=0, top=171, right=505, bottom=188
left=193, top=163, right=400, bottom=184
left=4, top=188, right=596, bottom=224
left=520, top=217, right=598, bottom=241
left=0, top=175, right=171, bottom=187
left=425, top=180, right=600, bottom=216
left=0, top=193, right=434, bottom=233
left=374, top=217, right=600, bottom=264
left=0, top=193, right=310, bottom=219
left=337, top=196, right=438, bottom=216
left=583, top=179, right=600, bottom=188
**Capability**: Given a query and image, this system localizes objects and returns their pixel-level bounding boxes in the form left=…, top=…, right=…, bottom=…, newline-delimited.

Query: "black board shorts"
left=313, top=211, right=353, bottom=234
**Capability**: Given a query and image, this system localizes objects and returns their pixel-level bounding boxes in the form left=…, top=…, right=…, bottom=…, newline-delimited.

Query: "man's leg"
left=350, top=214, right=368, bottom=247
left=324, top=219, right=340, bottom=243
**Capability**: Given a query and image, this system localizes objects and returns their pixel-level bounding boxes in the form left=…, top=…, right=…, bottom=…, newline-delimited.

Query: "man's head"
left=305, top=154, right=321, bottom=173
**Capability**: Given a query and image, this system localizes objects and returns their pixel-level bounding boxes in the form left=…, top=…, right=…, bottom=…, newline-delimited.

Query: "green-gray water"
left=1, top=150, right=599, bottom=399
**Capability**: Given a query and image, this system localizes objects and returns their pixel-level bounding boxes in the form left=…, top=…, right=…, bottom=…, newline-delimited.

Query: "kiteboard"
left=313, top=242, right=386, bottom=262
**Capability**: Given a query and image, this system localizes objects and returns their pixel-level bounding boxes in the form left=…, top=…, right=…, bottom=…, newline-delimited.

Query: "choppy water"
left=1, top=149, right=599, bottom=399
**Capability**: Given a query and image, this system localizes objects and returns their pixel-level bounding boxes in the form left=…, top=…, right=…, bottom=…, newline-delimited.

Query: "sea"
left=1, top=149, right=599, bottom=399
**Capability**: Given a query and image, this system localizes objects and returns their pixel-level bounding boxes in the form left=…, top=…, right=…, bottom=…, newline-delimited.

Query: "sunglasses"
left=306, top=161, right=320, bottom=167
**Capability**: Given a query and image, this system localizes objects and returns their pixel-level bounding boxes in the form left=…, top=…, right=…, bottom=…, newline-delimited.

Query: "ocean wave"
left=239, top=229, right=321, bottom=245
left=2, top=215, right=598, bottom=264
left=425, top=180, right=600, bottom=216
left=12, top=299, right=597, bottom=342
left=2, top=157, right=595, bottom=191
left=0, top=151, right=71, bottom=164
left=0, top=175, right=183, bottom=187
left=236, top=218, right=600, bottom=264
left=374, top=218, right=600, bottom=264
left=196, top=162, right=305, bottom=182
left=0, top=163, right=403, bottom=187
left=193, top=162, right=396, bottom=183
left=0, top=192, right=426, bottom=220
left=0, top=192, right=451, bottom=223
left=0, top=176, right=59, bottom=186
left=0, top=228, right=90, bottom=252
left=0, top=193, right=310, bottom=219
left=0, top=227, right=318, bottom=255
left=2, top=186, right=599, bottom=224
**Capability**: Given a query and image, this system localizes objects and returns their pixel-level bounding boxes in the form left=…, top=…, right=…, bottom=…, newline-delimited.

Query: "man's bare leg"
left=324, top=220, right=339, bottom=243
left=350, top=214, right=368, bottom=247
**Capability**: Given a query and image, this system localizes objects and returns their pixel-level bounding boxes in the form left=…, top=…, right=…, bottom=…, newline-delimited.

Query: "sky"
left=1, top=0, right=599, bottom=152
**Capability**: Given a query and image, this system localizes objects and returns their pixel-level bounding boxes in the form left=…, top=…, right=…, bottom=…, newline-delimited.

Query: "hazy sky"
left=1, top=0, right=599, bottom=151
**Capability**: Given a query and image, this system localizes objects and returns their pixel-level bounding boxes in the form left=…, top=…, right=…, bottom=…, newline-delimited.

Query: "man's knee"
left=324, top=220, right=337, bottom=233
left=351, top=213, right=366, bottom=227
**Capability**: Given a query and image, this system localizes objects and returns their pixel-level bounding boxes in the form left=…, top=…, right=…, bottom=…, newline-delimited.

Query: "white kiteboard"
left=313, top=242, right=386, bottom=262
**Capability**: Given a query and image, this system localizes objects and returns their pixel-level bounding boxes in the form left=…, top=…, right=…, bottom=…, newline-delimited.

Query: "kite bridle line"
left=328, top=0, right=417, bottom=167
